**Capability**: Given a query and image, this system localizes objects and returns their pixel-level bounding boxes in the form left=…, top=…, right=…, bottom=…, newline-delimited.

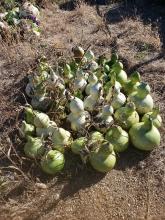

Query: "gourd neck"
left=112, top=62, right=123, bottom=73
left=144, top=117, right=154, bottom=131
left=136, top=89, right=148, bottom=98
left=88, top=74, right=98, bottom=84
left=130, top=71, right=141, bottom=83
left=112, top=126, right=122, bottom=138
left=136, top=83, right=150, bottom=98
left=152, top=107, right=159, bottom=118
left=98, top=142, right=113, bottom=154
left=125, top=102, right=135, bottom=114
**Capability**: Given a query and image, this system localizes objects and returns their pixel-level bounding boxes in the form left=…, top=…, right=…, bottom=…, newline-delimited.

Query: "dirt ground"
left=0, top=1, right=165, bottom=219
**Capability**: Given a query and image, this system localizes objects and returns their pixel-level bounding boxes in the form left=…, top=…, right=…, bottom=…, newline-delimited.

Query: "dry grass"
left=106, top=17, right=161, bottom=68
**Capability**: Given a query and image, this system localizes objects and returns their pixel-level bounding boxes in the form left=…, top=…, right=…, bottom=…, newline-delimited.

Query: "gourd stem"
left=145, top=117, right=153, bottom=131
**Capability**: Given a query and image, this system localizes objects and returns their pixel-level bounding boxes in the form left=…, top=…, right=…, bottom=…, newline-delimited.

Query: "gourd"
left=90, top=82, right=102, bottom=97
left=84, top=81, right=102, bottom=111
left=34, top=112, right=50, bottom=128
left=89, top=141, right=116, bottom=173
left=104, top=80, right=121, bottom=95
left=52, top=127, right=71, bottom=147
left=72, top=46, right=84, bottom=58
left=41, top=150, right=65, bottom=175
left=111, top=88, right=126, bottom=110
left=111, top=61, right=127, bottom=85
left=74, top=69, right=87, bottom=91
left=85, top=73, right=98, bottom=95
left=63, top=64, right=73, bottom=82
left=123, top=71, right=141, bottom=95
left=129, top=118, right=160, bottom=151
left=68, top=96, right=86, bottom=131
left=142, top=107, right=162, bottom=128
left=84, top=95, right=98, bottom=111
left=36, top=120, right=57, bottom=138
left=20, top=121, right=35, bottom=138
left=101, top=104, right=114, bottom=119
left=105, top=126, right=129, bottom=152
left=114, top=102, right=139, bottom=129
left=88, top=131, right=104, bottom=147
left=24, top=106, right=35, bottom=124
left=95, top=105, right=114, bottom=132
left=128, top=82, right=153, bottom=114
left=88, top=61, right=99, bottom=71
left=71, top=114, right=86, bottom=131
left=24, top=136, right=44, bottom=158
left=71, top=137, right=88, bottom=155
left=70, top=97, right=84, bottom=114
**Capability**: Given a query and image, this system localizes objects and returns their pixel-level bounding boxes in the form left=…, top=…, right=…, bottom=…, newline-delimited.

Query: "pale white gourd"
left=111, top=88, right=126, bottom=110
left=90, top=82, right=102, bottom=97
left=70, top=97, right=84, bottom=114
left=74, top=70, right=87, bottom=91
left=89, top=61, right=99, bottom=71
left=85, top=73, right=98, bottom=95
left=52, top=127, right=71, bottom=146
left=36, top=121, right=57, bottom=138
left=34, top=112, right=50, bottom=128
left=95, top=105, right=114, bottom=132
left=71, top=114, right=86, bottom=131
left=84, top=95, right=98, bottom=111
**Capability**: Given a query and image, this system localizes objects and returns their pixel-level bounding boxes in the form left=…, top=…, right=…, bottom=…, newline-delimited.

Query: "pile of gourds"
left=0, top=1, right=40, bottom=38
left=20, top=46, right=162, bottom=174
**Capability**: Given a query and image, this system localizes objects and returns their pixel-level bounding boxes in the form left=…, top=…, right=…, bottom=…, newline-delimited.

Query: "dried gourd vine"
left=18, top=46, right=162, bottom=175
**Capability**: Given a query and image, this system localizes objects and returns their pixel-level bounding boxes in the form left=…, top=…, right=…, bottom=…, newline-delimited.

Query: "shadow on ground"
left=59, top=0, right=110, bottom=11
left=105, top=0, right=165, bottom=50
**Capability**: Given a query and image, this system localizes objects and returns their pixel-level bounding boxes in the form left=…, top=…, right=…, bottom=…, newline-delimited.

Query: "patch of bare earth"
left=0, top=2, right=165, bottom=220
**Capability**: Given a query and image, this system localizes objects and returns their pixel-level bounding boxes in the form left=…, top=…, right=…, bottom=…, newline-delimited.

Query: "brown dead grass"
left=107, top=17, right=161, bottom=68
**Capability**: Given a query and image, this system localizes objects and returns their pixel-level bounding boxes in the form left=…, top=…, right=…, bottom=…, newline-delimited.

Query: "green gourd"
left=24, top=136, right=45, bottom=158
left=128, top=82, right=153, bottom=114
left=123, top=71, right=141, bottom=95
left=129, top=118, right=161, bottom=151
left=25, top=106, right=35, bottom=124
left=52, top=127, right=71, bottom=146
left=114, top=102, right=139, bottom=129
left=89, top=131, right=104, bottom=145
left=71, top=137, right=88, bottom=155
left=34, top=112, right=50, bottom=128
left=41, top=150, right=65, bottom=175
left=105, top=126, right=129, bottom=152
left=111, top=61, right=127, bottom=85
left=142, top=107, right=162, bottom=128
left=20, top=121, right=35, bottom=138
left=89, top=141, right=116, bottom=173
